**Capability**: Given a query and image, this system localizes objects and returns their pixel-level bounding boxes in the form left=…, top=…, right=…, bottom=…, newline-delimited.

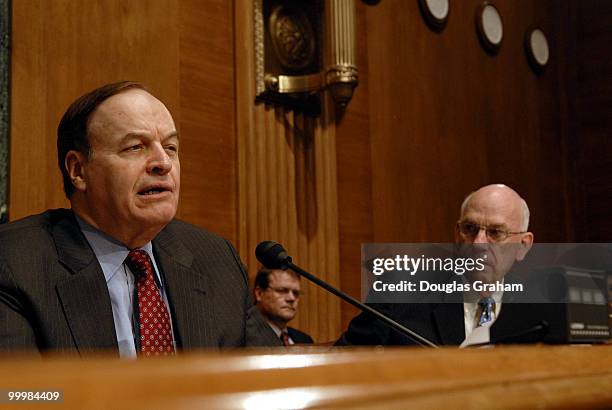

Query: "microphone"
left=256, top=241, right=438, bottom=348
left=255, top=241, right=292, bottom=269
left=492, top=320, right=550, bottom=344
left=467, top=320, right=550, bottom=348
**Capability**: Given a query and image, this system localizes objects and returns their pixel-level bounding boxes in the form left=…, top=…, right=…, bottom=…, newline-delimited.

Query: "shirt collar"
left=266, top=320, right=288, bottom=338
left=462, top=277, right=504, bottom=304
left=76, top=215, right=154, bottom=283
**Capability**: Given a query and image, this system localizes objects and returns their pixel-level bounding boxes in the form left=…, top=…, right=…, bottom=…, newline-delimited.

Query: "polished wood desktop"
left=0, top=345, right=610, bottom=409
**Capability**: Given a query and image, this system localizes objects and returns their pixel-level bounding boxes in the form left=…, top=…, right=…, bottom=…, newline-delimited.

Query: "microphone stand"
left=287, top=261, right=438, bottom=348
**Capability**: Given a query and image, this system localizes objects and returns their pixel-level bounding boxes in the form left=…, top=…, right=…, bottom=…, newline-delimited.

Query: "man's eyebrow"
left=118, top=133, right=146, bottom=145
left=487, top=223, right=509, bottom=230
left=460, top=219, right=508, bottom=229
left=118, top=131, right=179, bottom=144
left=163, top=131, right=179, bottom=141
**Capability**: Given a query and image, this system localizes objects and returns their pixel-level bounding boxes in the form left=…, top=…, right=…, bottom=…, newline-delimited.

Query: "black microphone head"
left=256, top=241, right=292, bottom=269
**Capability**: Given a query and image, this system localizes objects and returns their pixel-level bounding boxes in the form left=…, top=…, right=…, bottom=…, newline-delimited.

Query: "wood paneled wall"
left=335, top=0, right=587, bottom=330
left=10, top=0, right=240, bottom=243
left=10, top=0, right=342, bottom=342
left=336, top=1, right=373, bottom=330
left=235, top=0, right=341, bottom=342
left=9, top=0, right=610, bottom=341
left=563, top=1, right=612, bottom=242
left=10, top=0, right=181, bottom=222
left=178, top=0, right=237, bottom=242
left=365, top=0, right=570, bottom=243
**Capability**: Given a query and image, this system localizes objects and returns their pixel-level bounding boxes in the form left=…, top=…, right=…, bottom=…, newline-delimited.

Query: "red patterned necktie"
left=125, top=249, right=175, bottom=357
left=280, top=331, right=291, bottom=346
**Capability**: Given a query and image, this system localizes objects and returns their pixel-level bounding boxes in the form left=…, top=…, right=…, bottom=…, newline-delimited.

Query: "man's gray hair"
left=460, top=189, right=530, bottom=231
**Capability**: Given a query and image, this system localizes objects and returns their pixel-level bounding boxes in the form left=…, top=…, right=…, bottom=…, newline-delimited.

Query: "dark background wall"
left=336, top=0, right=612, bottom=329
left=563, top=1, right=612, bottom=242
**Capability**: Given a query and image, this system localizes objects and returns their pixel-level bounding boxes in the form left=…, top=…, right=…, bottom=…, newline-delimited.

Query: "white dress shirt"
left=77, top=217, right=175, bottom=358
left=463, top=287, right=504, bottom=341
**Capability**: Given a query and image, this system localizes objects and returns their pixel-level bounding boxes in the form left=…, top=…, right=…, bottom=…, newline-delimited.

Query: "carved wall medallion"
left=269, top=5, right=316, bottom=71
left=255, top=0, right=360, bottom=115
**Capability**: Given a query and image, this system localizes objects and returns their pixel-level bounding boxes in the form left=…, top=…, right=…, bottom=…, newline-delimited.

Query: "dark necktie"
left=125, top=249, right=175, bottom=357
left=478, top=297, right=496, bottom=326
left=280, top=331, right=291, bottom=346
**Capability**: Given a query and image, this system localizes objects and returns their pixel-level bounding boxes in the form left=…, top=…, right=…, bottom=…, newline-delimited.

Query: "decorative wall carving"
left=269, top=5, right=317, bottom=70
left=255, top=0, right=358, bottom=115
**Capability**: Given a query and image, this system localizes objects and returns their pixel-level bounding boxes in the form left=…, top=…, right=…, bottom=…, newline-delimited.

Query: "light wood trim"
left=1, top=345, right=610, bottom=409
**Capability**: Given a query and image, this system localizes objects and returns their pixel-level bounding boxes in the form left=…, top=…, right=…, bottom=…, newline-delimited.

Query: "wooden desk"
left=0, top=345, right=610, bottom=409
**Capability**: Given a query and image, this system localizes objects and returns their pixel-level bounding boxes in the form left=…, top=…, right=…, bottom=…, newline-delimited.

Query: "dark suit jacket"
left=0, top=209, right=279, bottom=356
left=336, top=302, right=554, bottom=346
left=287, top=326, right=314, bottom=344
left=337, top=277, right=554, bottom=346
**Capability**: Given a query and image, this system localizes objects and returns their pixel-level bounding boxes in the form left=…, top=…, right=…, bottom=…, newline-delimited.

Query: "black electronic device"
left=522, top=266, right=610, bottom=344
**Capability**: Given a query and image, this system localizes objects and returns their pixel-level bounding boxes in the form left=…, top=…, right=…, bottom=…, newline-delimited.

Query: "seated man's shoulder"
left=163, top=219, right=229, bottom=247
left=160, top=219, right=241, bottom=263
left=0, top=209, right=71, bottom=249
left=288, top=326, right=314, bottom=344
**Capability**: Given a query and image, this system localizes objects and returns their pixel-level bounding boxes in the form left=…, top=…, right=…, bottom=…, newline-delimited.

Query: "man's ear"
left=454, top=221, right=461, bottom=243
left=516, top=232, right=534, bottom=261
left=65, top=150, right=87, bottom=192
left=254, top=287, right=263, bottom=304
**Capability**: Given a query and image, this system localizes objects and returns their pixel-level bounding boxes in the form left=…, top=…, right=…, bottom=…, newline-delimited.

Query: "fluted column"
left=235, top=0, right=341, bottom=342
left=325, top=0, right=358, bottom=107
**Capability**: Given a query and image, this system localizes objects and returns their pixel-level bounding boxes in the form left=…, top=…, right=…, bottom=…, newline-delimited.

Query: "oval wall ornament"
left=418, top=0, right=450, bottom=32
left=476, top=2, right=503, bottom=54
left=525, top=27, right=550, bottom=73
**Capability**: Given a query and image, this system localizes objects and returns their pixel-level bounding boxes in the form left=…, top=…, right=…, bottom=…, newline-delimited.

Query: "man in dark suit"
left=338, top=184, right=538, bottom=346
left=0, top=81, right=278, bottom=357
left=254, top=268, right=314, bottom=345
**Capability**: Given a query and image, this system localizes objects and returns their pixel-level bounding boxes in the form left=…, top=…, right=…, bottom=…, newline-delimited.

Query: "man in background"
left=337, top=184, right=537, bottom=346
left=0, top=81, right=278, bottom=357
left=254, top=268, right=314, bottom=345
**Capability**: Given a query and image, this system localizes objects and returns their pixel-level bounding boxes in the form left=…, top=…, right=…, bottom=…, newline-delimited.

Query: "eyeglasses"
left=268, top=287, right=301, bottom=298
left=457, top=221, right=526, bottom=242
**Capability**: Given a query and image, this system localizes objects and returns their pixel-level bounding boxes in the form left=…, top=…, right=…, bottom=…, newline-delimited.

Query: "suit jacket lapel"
left=53, top=212, right=118, bottom=355
left=154, top=227, right=217, bottom=348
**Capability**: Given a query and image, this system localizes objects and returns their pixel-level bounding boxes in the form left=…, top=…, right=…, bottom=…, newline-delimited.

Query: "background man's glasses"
left=268, top=287, right=301, bottom=298
left=457, top=221, right=526, bottom=242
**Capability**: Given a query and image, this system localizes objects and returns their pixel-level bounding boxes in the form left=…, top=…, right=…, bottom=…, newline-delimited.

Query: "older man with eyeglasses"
left=454, top=184, right=534, bottom=343
left=337, top=184, right=542, bottom=347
